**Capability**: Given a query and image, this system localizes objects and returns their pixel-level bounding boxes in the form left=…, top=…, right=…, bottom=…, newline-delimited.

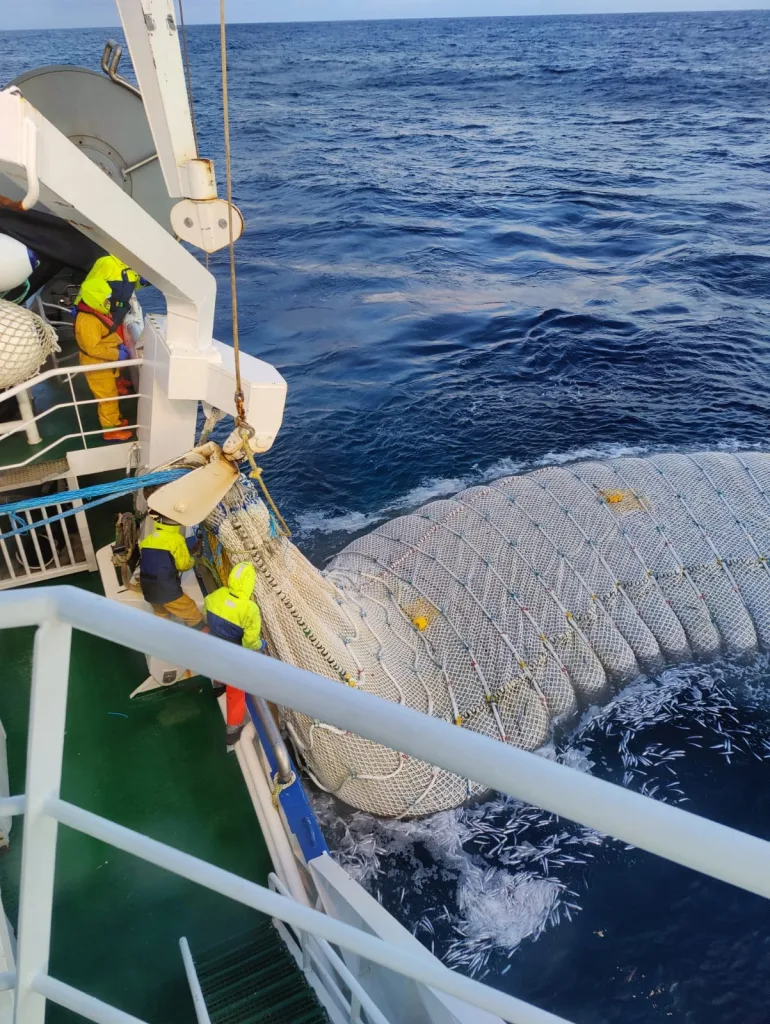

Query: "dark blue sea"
left=3, top=11, right=770, bottom=1023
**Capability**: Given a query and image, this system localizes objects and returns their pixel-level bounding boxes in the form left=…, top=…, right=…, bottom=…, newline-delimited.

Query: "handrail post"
left=66, top=372, right=88, bottom=452
left=350, top=993, right=362, bottom=1023
left=252, top=698, right=293, bottom=785
left=16, top=390, right=41, bottom=447
left=14, top=619, right=72, bottom=1024
left=178, top=938, right=211, bottom=1024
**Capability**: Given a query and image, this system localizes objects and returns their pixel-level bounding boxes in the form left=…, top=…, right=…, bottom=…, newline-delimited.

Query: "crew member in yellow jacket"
left=138, top=514, right=205, bottom=629
left=75, top=255, right=144, bottom=441
left=204, top=562, right=265, bottom=747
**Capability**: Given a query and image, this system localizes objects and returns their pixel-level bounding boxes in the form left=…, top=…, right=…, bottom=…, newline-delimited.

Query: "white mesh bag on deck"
left=0, top=299, right=60, bottom=390
left=206, top=450, right=770, bottom=819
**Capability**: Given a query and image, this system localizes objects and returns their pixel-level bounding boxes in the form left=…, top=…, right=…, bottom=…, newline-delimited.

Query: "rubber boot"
left=103, top=427, right=133, bottom=441
left=226, top=723, right=245, bottom=750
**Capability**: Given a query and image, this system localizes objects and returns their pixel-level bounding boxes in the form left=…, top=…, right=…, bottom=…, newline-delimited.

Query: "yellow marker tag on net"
left=598, top=488, right=650, bottom=514
left=402, top=597, right=439, bottom=631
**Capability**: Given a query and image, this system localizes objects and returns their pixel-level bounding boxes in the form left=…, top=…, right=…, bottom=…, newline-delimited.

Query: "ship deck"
left=0, top=309, right=136, bottom=479
left=0, top=368, right=110, bottom=472
left=0, top=497, right=273, bottom=1022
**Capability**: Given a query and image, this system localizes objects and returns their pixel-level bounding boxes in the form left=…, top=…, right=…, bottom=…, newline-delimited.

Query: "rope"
left=270, top=769, right=296, bottom=809
left=228, top=519, right=355, bottom=686
left=176, top=0, right=199, bottom=155
left=218, top=0, right=244, bottom=418
left=199, top=405, right=225, bottom=444
left=0, top=469, right=188, bottom=543
left=216, top=7, right=293, bottom=541
left=245, top=462, right=291, bottom=538
left=216, top=5, right=294, bottom=542
left=113, top=511, right=140, bottom=587
left=0, top=470, right=187, bottom=519
left=1, top=492, right=132, bottom=543
left=0, top=280, right=30, bottom=305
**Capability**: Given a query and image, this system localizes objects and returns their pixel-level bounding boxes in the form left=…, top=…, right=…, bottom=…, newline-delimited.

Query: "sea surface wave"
left=3, top=12, right=770, bottom=1020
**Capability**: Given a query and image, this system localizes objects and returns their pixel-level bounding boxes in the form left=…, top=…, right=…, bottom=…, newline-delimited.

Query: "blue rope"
left=0, top=468, right=190, bottom=543
left=0, top=469, right=188, bottom=517
left=267, top=509, right=280, bottom=539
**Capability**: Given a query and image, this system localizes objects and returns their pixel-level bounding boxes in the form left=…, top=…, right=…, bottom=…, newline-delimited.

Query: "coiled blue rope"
left=0, top=468, right=190, bottom=543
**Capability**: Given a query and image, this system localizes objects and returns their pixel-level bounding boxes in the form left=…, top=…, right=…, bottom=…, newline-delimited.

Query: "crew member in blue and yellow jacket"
left=138, top=514, right=205, bottom=629
left=75, top=254, right=144, bottom=441
left=204, top=562, right=264, bottom=747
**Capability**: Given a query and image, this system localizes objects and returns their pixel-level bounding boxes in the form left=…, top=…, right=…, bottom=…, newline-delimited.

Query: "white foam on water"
left=315, top=777, right=602, bottom=976
left=293, top=509, right=386, bottom=536
left=316, top=655, right=770, bottom=977
left=296, top=441, right=657, bottom=537
left=295, top=437, right=770, bottom=537
left=302, top=437, right=770, bottom=970
left=395, top=475, right=469, bottom=508
left=450, top=867, right=564, bottom=973
left=298, top=473, right=470, bottom=533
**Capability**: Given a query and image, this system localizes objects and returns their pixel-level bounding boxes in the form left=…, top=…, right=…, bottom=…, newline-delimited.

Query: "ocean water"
left=3, top=11, right=770, bottom=1022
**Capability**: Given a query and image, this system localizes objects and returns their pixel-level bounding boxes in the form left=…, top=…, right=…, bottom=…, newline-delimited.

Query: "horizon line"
left=3, top=6, right=769, bottom=31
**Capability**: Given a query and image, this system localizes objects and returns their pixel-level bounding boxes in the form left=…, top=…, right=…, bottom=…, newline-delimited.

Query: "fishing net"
left=205, top=450, right=770, bottom=818
left=0, top=299, right=60, bottom=390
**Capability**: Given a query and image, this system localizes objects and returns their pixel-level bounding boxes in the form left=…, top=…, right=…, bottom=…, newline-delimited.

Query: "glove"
left=186, top=534, right=202, bottom=556
left=258, top=639, right=267, bottom=653
left=118, top=343, right=130, bottom=361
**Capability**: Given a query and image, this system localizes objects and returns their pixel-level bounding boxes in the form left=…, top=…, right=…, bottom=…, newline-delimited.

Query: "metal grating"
left=0, top=457, right=69, bottom=495
left=193, top=921, right=331, bottom=1024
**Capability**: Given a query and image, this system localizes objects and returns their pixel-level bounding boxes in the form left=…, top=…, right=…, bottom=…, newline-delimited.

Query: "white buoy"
left=0, top=300, right=60, bottom=389
left=0, top=235, right=35, bottom=292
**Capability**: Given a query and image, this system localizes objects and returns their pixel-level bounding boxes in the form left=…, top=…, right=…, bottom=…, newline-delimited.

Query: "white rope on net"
left=206, top=451, right=770, bottom=819
left=0, top=299, right=60, bottom=390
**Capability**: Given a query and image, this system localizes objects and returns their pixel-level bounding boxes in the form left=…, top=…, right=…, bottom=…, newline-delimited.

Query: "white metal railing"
left=0, top=495, right=96, bottom=589
left=178, top=938, right=211, bottom=1024
left=1, top=585, right=770, bottom=1024
left=33, top=297, right=82, bottom=354
left=0, top=360, right=142, bottom=472
left=268, top=873, right=392, bottom=1024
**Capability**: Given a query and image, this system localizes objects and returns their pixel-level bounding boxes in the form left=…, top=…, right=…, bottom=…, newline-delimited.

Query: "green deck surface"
left=0, top=539, right=274, bottom=1021
left=0, top=333, right=288, bottom=1021
left=0, top=371, right=128, bottom=471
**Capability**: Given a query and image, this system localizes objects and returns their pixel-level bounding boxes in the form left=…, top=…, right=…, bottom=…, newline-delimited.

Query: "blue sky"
left=3, top=0, right=770, bottom=31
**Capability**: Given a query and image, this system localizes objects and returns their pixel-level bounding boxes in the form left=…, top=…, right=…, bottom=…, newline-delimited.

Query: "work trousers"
left=151, top=593, right=204, bottom=628
left=212, top=681, right=246, bottom=729
left=81, top=361, right=122, bottom=429
left=225, top=686, right=247, bottom=729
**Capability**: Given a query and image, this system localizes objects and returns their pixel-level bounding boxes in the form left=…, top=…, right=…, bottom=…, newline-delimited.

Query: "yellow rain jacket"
left=75, top=255, right=141, bottom=430
left=204, top=562, right=262, bottom=650
left=138, top=521, right=195, bottom=605
left=75, top=313, right=121, bottom=366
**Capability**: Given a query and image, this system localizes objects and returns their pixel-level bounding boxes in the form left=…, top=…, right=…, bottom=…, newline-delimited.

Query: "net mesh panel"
left=206, top=451, right=770, bottom=819
left=0, top=299, right=59, bottom=389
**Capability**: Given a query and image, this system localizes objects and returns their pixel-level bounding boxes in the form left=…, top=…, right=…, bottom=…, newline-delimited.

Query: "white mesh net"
left=0, top=299, right=60, bottom=390
left=205, top=450, right=770, bottom=818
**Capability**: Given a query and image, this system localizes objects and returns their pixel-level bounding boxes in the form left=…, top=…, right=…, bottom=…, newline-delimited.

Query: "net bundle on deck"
left=0, top=299, right=60, bottom=390
left=206, top=451, right=770, bottom=818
